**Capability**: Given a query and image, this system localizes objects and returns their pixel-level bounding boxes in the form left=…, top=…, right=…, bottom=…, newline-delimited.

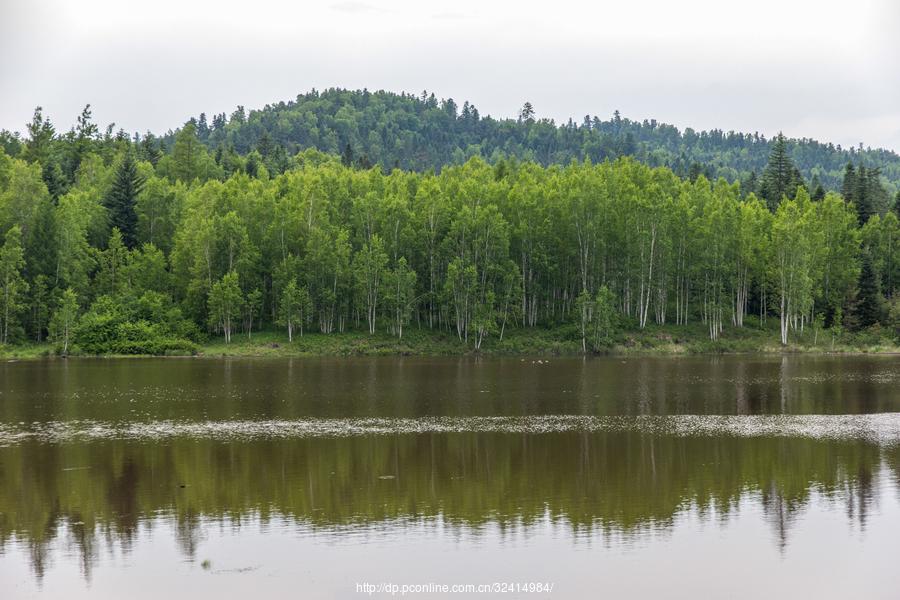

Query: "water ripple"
left=2, top=414, right=900, bottom=446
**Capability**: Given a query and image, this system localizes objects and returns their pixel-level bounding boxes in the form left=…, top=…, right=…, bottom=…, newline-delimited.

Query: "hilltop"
left=165, top=88, right=900, bottom=192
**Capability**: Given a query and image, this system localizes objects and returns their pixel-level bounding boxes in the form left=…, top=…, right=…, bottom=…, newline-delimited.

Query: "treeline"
left=3, top=89, right=900, bottom=194
left=0, top=107, right=899, bottom=354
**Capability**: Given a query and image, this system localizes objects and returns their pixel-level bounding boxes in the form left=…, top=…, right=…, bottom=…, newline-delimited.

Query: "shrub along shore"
left=2, top=319, right=897, bottom=359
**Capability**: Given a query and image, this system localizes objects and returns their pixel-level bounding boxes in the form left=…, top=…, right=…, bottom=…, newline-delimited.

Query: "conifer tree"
left=104, top=152, right=144, bottom=248
left=854, top=253, right=883, bottom=328
left=760, top=133, right=802, bottom=210
left=855, top=166, right=873, bottom=225
left=518, top=102, right=535, bottom=124
left=26, top=196, right=59, bottom=280
left=172, top=121, right=201, bottom=182
left=67, top=104, right=98, bottom=180
left=41, top=160, right=68, bottom=200
left=139, top=133, right=163, bottom=165
left=22, top=107, right=55, bottom=165
left=341, top=142, right=354, bottom=167
left=841, top=163, right=857, bottom=203
left=197, top=113, right=210, bottom=141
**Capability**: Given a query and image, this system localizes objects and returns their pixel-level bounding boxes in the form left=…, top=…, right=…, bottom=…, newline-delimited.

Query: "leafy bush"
left=72, top=300, right=122, bottom=354
left=73, top=293, right=199, bottom=355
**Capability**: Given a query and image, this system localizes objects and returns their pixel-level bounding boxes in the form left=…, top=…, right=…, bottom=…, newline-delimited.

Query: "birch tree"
left=771, top=190, right=820, bottom=345
left=0, top=226, right=28, bottom=344
left=278, top=280, right=311, bottom=341
left=50, top=288, right=78, bottom=354
left=386, top=257, right=416, bottom=338
left=354, top=234, right=388, bottom=334
left=208, top=271, right=242, bottom=343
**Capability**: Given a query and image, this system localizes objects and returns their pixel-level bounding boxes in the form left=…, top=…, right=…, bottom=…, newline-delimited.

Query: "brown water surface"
left=1, top=356, right=898, bottom=598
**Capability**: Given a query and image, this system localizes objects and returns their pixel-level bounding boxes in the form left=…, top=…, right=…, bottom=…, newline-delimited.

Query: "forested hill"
left=171, top=88, right=900, bottom=192
left=1, top=93, right=899, bottom=356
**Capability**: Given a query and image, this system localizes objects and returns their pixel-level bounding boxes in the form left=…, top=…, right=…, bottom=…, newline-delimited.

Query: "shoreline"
left=2, top=326, right=898, bottom=360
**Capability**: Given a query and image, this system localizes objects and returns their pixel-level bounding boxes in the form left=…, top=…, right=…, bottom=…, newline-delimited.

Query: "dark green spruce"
left=104, top=151, right=144, bottom=248
left=759, top=133, right=805, bottom=210
left=853, top=254, right=883, bottom=328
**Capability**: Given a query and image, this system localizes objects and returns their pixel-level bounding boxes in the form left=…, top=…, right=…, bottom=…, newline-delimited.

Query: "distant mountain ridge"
left=170, top=88, right=900, bottom=193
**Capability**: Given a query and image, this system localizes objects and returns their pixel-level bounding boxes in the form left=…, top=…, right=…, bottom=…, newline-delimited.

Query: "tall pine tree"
left=855, top=166, right=873, bottom=225
left=341, top=141, right=354, bottom=167
left=104, top=151, right=144, bottom=249
left=26, top=196, right=59, bottom=282
left=844, top=164, right=890, bottom=224
left=172, top=121, right=201, bottom=182
left=854, top=253, right=883, bottom=328
left=841, top=163, right=857, bottom=204
left=759, top=133, right=803, bottom=210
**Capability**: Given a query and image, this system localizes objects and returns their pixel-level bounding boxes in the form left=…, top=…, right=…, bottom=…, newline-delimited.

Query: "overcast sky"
left=2, top=0, right=899, bottom=150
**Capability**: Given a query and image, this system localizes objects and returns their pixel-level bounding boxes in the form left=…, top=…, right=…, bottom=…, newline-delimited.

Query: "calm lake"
left=1, top=356, right=899, bottom=599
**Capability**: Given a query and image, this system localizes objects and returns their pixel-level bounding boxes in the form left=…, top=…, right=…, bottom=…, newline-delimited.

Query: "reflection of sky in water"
left=1, top=432, right=898, bottom=593
left=2, top=356, right=900, bottom=598
left=2, top=476, right=898, bottom=599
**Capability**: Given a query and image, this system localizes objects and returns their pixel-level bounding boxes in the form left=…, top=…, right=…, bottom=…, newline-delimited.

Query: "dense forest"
left=3, top=89, right=900, bottom=195
left=0, top=99, right=898, bottom=354
left=173, top=88, right=900, bottom=194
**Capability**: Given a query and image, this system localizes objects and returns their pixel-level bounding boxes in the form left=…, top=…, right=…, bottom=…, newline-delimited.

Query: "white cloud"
left=0, top=0, right=897, bottom=151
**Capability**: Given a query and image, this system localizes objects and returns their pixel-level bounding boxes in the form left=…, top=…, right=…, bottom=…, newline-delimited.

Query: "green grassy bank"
left=3, top=318, right=897, bottom=359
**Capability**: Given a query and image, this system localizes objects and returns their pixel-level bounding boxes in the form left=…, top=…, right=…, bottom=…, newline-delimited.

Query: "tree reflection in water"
left=1, top=432, right=897, bottom=580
